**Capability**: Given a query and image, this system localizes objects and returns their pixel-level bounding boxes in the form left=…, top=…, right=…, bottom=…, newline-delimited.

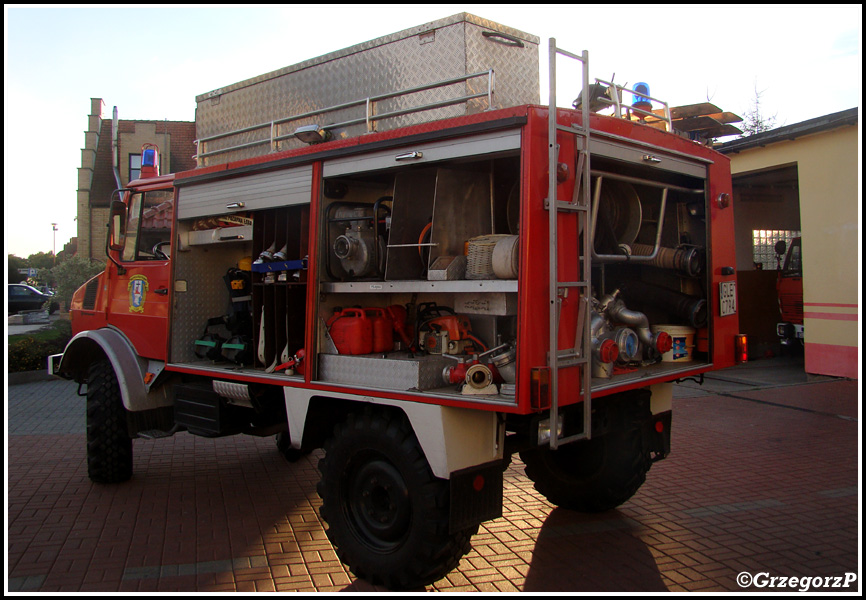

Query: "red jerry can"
left=326, top=308, right=373, bottom=355
left=365, top=307, right=395, bottom=353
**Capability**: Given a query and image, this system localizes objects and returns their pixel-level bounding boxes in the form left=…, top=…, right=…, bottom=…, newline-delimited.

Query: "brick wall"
left=76, top=98, right=195, bottom=259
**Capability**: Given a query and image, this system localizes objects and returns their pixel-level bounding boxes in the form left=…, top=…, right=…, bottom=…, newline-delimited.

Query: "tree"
left=26, top=251, right=56, bottom=271
left=740, top=81, right=778, bottom=137
left=48, top=255, right=105, bottom=312
left=8, top=254, right=28, bottom=284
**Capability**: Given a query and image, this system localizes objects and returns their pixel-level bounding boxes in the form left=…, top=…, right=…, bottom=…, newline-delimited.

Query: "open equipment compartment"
left=170, top=217, right=255, bottom=368
left=170, top=203, right=310, bottom=377
left=586, top=147, right=713, bottom=392
left=315, top=142, right=522, bottom=402
left=250, top=204, right=310, bottom=373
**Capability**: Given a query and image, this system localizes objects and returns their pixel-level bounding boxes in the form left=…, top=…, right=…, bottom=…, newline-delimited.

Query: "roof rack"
left=193, top=70, right=495, bottom=165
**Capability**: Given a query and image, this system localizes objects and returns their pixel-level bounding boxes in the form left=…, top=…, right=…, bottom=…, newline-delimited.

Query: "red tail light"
left=530, top=367, right=550, bottom=410
left=735, top=334, right=748, bottom=363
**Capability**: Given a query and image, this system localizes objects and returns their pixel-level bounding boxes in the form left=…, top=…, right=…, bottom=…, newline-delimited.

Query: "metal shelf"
left=321, top=280, right=518, bottom=294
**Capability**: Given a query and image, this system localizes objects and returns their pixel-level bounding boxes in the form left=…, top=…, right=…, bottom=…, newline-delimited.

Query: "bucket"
left=327, top=308, right=373, bottom=355
left=651, top=324, right=695, bottom=362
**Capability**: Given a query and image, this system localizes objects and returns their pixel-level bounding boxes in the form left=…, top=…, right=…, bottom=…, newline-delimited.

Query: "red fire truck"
left=774, top=237, right=804, bottom=346
left=52, top=21, right=739, bottom=589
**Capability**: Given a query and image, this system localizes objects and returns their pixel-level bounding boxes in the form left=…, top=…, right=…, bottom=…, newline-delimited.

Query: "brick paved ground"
left=6, top=375, right=860, bottom=593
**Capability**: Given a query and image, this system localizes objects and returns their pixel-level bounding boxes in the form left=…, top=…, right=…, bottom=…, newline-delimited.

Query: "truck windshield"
left=783, top=238, right=801, bottom=275
left=120, top=189, right=175, bottom=261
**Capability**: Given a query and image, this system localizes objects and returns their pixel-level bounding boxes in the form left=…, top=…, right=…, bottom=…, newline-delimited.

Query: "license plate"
left=719, top=281, right=737, bottom=316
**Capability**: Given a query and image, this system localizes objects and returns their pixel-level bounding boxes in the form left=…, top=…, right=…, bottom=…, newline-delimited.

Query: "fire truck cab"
left=52, top=24, right=739, bottom=590
left=774, top=237, right=804, bottom=345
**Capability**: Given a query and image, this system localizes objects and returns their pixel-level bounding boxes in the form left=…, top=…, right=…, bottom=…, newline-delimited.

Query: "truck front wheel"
left=519, top=423, right=650, bottom=513
left=86, top=359, right=133, bottom=483
left=317, top=407, right=475, bottom=590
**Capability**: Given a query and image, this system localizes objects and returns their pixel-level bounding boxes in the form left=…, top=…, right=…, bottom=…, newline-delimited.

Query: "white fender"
left=284, top=388, right=503, bottom=479
left=56, top=327, right=171, bottom=412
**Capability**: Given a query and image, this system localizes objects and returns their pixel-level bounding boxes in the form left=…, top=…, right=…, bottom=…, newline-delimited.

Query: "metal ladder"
left=546, top=39, right=593, bottom=449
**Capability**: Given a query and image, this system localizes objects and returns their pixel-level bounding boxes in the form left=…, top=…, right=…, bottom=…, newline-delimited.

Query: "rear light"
left=537, top=416, right=564, bottom=445
left=777, top=323, right=795, bottom=338
left=735, top=333, right=748, bottom=363
left=530, top=367, right=550, bottom=410
left=655, top=420, right=664, bottom=433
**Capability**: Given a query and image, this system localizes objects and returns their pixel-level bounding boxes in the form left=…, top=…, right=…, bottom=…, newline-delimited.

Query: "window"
left=121, top=190, right=174, bottom=261
left=783, top=237, right=801, bottom=274
left=752, top=229, right=800, bottom=270
left=129, top=154, right=141, bottom=183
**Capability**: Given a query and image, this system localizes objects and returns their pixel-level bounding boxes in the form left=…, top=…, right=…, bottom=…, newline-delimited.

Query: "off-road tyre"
left=519, top=402, right=651, bottom=513
left=275, top=431, right=312, bottom=462
left=86, top=359, right=132, bottom=483
left=317, top=407, right=476, bottom=590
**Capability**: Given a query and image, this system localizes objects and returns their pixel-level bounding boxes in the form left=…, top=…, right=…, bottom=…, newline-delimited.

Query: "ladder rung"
left=556, top=431, right=589, bottom=446
left=553, top=353, right=588, bottom=368
left=556, top=200, right=589, bottom=212
left=557, top=281, right=588, bottom=288
left=556, top=123, right=588, bottom=136
left=544, top=198, right=589, bottom=212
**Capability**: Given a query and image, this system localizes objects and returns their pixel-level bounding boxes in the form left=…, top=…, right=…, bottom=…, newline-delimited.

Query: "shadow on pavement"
left=522, top=508, right=666, bottom=592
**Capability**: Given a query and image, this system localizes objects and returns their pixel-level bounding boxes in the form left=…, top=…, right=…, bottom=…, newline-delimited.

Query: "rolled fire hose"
left=629, top=243, right=703, bottom=277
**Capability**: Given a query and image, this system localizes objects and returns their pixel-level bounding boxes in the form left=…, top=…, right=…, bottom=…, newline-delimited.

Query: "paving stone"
left=6, top=372, right=858, bottom=592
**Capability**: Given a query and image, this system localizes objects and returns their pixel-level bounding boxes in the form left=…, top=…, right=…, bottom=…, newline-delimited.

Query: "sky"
left=4, top=4, right=862, bottom=260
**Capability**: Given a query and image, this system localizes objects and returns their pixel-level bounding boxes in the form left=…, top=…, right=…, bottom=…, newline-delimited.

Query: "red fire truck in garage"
left=52, top=16, right=739, bottom=589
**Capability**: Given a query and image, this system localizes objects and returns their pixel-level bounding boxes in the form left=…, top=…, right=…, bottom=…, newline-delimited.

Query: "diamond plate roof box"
left=194, top=13, right=540, bottom=165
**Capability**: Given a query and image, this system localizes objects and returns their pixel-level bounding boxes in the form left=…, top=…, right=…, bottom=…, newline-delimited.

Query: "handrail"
left=592, top=78, right=673, bottom=131
left=194, top=70, right=495, bottom=164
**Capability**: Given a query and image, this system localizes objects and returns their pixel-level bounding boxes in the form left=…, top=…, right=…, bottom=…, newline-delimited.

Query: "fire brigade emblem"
left=129, top=275, right=149, bottom=313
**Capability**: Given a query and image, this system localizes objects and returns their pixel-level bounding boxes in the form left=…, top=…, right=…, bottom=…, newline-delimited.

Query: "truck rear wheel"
left=519, top=411, right=650, bottom=513
left=86, top=360, right=132, bottom=483
left=275, top=431, right=312, bottom=462
left=317, top=407, right=475, bottom=590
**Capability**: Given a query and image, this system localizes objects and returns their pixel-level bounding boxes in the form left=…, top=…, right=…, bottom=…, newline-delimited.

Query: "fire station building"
left=717, top=108, right=859, bottom=379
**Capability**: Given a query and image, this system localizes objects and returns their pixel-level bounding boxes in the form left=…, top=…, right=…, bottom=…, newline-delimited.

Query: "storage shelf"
left=183, top=225, right=253, bottom=246
left=321, top=280, right=517, bottom=294
left=253, top=282, right=307, bottom=287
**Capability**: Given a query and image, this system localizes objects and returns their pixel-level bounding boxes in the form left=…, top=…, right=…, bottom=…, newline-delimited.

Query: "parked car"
left=7, top=284, right=59, bottom=315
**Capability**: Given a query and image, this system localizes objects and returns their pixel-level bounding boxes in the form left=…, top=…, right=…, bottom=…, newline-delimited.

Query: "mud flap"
left=449, top=460, right=503, bottom=534
left=648, top=410, right=672, bottom=462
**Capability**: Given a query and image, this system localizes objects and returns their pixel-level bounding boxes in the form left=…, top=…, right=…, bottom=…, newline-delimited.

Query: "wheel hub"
left=348, top=458, right=410, bottom=548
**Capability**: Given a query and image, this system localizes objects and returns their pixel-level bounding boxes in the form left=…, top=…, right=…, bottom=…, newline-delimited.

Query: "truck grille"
left=82, top=278, right=99, bottom=310
left=779, top=294, right=804, bottom=324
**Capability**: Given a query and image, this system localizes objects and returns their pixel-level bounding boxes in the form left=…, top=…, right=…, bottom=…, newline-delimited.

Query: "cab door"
left=107, top=186, right=174, bottom=360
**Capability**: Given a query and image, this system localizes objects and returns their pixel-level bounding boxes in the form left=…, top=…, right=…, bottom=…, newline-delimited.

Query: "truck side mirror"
left=108, top=200, right=127, bottom=251
left=774, top=240, right=787, bottom=256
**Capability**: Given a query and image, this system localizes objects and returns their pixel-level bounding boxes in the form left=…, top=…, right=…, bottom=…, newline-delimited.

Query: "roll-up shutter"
left=177, top=165, right=312, bottom=219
